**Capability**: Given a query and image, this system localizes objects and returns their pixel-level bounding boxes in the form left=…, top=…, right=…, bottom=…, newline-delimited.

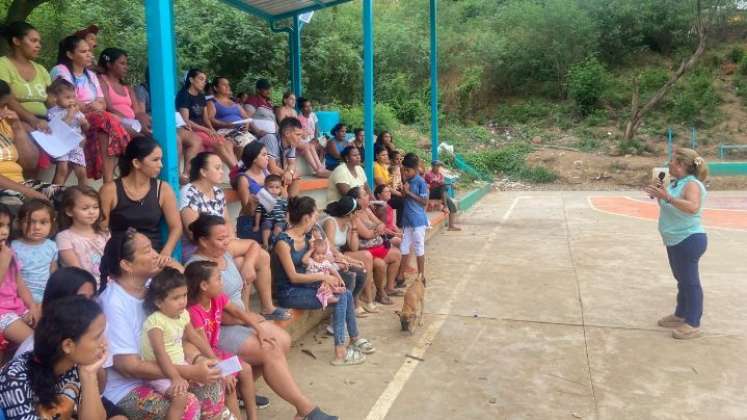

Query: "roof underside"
left=219, top=0, right=356, bottom=22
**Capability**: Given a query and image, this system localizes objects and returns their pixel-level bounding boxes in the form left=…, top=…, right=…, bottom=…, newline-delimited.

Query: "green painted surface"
left=708, top=162, right=747, bottom=176
left=458, top=183, right=492, bottom=211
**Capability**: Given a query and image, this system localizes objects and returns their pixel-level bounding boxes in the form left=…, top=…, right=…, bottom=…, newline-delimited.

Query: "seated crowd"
left=0, top=20, right=460, bottom=420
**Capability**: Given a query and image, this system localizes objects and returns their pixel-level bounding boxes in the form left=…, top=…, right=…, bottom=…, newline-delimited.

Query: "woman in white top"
left=327, top=146, right=368, bottom=202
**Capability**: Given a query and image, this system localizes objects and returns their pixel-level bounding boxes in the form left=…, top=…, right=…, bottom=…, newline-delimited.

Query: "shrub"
left=568, top=57, right=608, bottom=116
left=669, top=71, right=719, bottom=126
left=464, top=143, right=532, bottom=174
left=576, top=137, right=602, bottom=152
left=519, top=166, right=557, bottom=183
left=618, top=138, right=645, bottom=155
left=730, top=47, right=744, bottom=64
left=339, top=103, right=399, bottom=134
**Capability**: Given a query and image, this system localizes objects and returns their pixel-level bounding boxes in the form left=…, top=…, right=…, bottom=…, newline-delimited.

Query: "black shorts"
left=102, top=396, right=127, bottom=418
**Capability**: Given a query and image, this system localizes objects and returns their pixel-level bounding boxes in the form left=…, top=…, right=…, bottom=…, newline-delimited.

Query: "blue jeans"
left=666, top=233, right=707, bottom=327
left=277, top=286, right=359, bottom=346
left=342, top=268, right=366, bottom=298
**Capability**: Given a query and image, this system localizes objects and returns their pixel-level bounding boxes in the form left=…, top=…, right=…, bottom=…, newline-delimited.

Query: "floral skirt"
left=116, top=381, right=225, bottom=420
left=84, top=111, right=131, bottom=179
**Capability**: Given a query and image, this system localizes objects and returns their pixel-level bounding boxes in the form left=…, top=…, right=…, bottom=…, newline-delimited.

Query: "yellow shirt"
left=373, top=162, right=391, bottom=185
left=140, top=310, right=189, bottom=364
left=0, top=57, right=50, bottom=117
left=0, top=120, right=23, bottom=183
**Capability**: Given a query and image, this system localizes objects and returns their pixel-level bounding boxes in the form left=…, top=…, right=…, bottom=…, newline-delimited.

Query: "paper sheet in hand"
left=31, top=118, right=84, bottom=158
left=232, top=118, right=253, bottom=126
left=217, top=356, right=242, bottom=377
left=120, top=118, right=143, bottom=133
left=252, top=119, right=276, bottom=134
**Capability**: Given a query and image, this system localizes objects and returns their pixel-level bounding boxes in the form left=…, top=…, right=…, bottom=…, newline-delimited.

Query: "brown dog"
left=399, top=275, right=425, bottom=335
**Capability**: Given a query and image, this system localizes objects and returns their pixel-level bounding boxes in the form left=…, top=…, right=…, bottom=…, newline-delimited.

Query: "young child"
left=11, top=199, right=58, bottom=304
left=185, top=260, right=268, bottom=420
left=47, top=79, right=90, bottom=186
left=396, top=153, right=429, bottom=285
left=141, top=267, right=219, bottom=420
left=424, top=160, right=461, bottom=231
left=253, top=174, right=288, bottom=249
left=373, top=185, right=402, bottom=247
left=0, top=204, right=40, bottom=350
left=303, top=239, right=346, bottom=309
left=56, top=186, right=110, bottom=289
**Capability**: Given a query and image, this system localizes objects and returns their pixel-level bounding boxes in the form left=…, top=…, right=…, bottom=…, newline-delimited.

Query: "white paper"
left=120, top=118, right=142, bottom=133
left=31, top=118, right=84, bottom=158
left=252, top=119, right=276, bottom=134
left=232, top=118, right=253, bottom=126
left=216, top=355, right=243, bottom=377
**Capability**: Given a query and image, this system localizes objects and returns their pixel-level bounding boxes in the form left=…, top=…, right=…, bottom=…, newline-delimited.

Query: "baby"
left=303, top=239, right=346, bottom=309
left=47, top=78, right=90, bottom=186
left=253, top=174, right=288, bottom=249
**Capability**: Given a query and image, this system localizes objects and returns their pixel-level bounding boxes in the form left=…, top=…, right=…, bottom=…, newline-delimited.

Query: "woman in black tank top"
left=100, top=135, right=182, bottom=258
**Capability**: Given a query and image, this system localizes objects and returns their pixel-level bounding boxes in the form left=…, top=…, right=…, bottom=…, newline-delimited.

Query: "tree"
left=623, top=0, right=729, bottom=140
left=4, top=0, right=51, bottom=23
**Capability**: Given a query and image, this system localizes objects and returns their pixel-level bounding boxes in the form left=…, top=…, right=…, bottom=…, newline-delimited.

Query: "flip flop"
left=262, top=307, right=292, bottom=321
left=352, top=338, right=376, bottom=354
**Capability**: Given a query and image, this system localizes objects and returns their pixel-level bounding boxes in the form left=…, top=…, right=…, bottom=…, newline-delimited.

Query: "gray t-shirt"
left=259, top=134, right=296, bottom=168
left=188, top=253, right=244, bottom=310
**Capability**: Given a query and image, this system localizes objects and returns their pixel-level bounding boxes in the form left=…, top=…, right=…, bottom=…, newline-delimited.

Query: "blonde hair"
left=673, top=148, right=708, bottom=181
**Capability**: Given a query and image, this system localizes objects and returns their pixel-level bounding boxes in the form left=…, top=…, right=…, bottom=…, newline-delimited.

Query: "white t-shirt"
left=327, top=164, right=367, bottom=202
left=99, top=281, right=147, bottom=404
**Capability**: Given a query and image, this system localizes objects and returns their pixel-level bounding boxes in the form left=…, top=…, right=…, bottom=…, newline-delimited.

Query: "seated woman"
left=98, top=48, right=149, bottom=135
left=373, top=144, right=404, bottom=227
left=180, top=151, right=288, bottom=320
left=206, top=76, right=252, bottom=141
left=0, top=81, right=61, bottom=202
left=135, top=68, right=203, bottom=182
left=13, top=267, right=128, bottom=420
left=347, top=187, right=404, bottom=305
left=296, top=97, right=327, bottom=167
left=375, top=131, right=396, bottom=157
left=50, top=35, right=131, bottom=183
left=324, top=123, right=348, bottom=171
left=187, top=214, right=336, bottom=420
left=98, top=230, right=226, bottom=419
left=233, top=142, right=273, bottom=242
left=0, top=21, right=50, bottom=172
left=319, top=197, right=378, bottom=313
left=278, top=94, right=329, bottom=178
left=177, top=69, right=237, bottom=168
left=273, top=196, right=375, bottom=367
left=0, top=296, right=108, bottom=420
left=327, top=146, right=368, bottom=203
left=100, top=135, right=181, bottom=263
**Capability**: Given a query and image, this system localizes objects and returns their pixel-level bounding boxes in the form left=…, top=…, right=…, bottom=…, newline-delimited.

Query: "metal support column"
left=430, top=0, right=439, bottom=162
left=291, top=14, right=303, bottom=97
left=144, top=0, right=180, bottom=258
left=362, top=0, right=375, bottom=187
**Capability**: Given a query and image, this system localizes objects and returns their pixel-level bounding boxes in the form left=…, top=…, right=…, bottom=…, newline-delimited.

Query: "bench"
left=718, top=144, right=747, bottom=159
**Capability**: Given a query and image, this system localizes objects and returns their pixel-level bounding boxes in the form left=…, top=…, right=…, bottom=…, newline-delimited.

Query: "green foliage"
left=669, top=70, right=719, bottom=126
left=518, top=165, right=558, bottom=183
left=464, top=143, right=531, bottom=175
left=568, top=57, right=608, bottom=115
left=729, top=47, right=745, bottom=64
left=576, top=137, right=603, bottom=151
left=618, top=138, right=646, bottom=155
left=338, top=103, right=399, bottom=134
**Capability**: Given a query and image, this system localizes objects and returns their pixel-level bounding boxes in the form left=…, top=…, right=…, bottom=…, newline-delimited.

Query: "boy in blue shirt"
left=398, top=153, right=429, bottom=284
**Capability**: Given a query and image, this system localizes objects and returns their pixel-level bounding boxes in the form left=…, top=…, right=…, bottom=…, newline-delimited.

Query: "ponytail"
left=674, top=148, right=709, bottom=182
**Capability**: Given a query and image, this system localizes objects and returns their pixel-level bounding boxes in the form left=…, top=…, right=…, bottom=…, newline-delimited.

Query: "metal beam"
left=218, top=0, right=274, bottom=21
left=363, top=0, right=374, bottom=188
left=430, top=0, right=439, bottom=162
left=144, top=0, right=180, bottom=258
left=272, top=0, right=353, bottom=22
left=291, top=14, right=303, bottom=97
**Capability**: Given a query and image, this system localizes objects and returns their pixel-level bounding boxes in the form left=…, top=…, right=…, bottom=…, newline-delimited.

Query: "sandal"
left=362, top=302, right=380, bottom=313
left=386, top=288, right=405, bottom=297
left=355, top=307, right=369, bottom=318
left=302, top=406, right=338, bottom=420
left=330, top=347, right=366, bottom=366
left=262, top=307, right=292, bottom=321
left=352, top=338, right=376, bottom=354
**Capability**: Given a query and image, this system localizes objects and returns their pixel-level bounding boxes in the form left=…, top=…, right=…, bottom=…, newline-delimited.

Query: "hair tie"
left=694, top=157, right=704, bottom=167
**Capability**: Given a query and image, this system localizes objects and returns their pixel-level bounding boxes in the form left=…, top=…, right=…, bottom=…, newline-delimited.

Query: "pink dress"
left=0, top=255, right=27, bottom=350
left=188, top=294, right=233, bottom=360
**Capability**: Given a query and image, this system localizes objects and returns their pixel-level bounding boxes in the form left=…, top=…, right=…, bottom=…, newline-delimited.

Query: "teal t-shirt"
left=658, top=175, right=706, bottom=246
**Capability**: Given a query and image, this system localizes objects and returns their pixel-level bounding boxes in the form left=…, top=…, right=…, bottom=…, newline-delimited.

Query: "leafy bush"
left=669, top=71, right=719, bottom=126
left=339, top=103, right=399, bottom=134
left=518, top=166, right=558, bottom=183
left=576, top=137, right=602, bottom=152
left=739, top=57, right=747, bottom=76
left=568, top=58, right=608, bottom=116
left=394, top=99, right=428, bottom=125
left=618, top=138, right=646, bottom=155
left=729, top=47, right=744, bottom=64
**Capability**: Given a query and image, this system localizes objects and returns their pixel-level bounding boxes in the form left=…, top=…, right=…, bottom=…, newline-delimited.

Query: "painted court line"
left=364, top=195, right=529, bottom=420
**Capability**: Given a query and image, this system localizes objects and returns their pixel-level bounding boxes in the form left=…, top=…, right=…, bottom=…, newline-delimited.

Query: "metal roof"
left=219, top=0, right=355, bottom=22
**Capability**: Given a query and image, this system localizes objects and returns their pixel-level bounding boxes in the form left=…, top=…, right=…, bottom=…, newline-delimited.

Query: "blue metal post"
left=429, top=0, right=439, bottom=162
left=667, top=128, right=673, bottom=162
left=363, top=0, right=375, bottom=187
left=145, top=0, right=180, bottom=258
left=291, top=14, right=303, bottom=97
left=691, top=127, right=697, bottom=149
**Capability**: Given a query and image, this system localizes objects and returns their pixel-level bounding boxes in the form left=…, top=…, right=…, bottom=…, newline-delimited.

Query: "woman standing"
left=644, top=148, right=708, bottom=340
left=177, top=69, right=237, bottom=168
left=272, top=196, right=375, bottom=366
left=0, top=296, right=108, bottom=420
left=50, top=36, right=131, bottom=183
left=100, top=135, right=181, bottom=261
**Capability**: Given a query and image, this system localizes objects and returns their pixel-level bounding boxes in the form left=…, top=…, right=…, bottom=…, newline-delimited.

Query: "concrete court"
left=256, top=191, right=747, bottom=420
